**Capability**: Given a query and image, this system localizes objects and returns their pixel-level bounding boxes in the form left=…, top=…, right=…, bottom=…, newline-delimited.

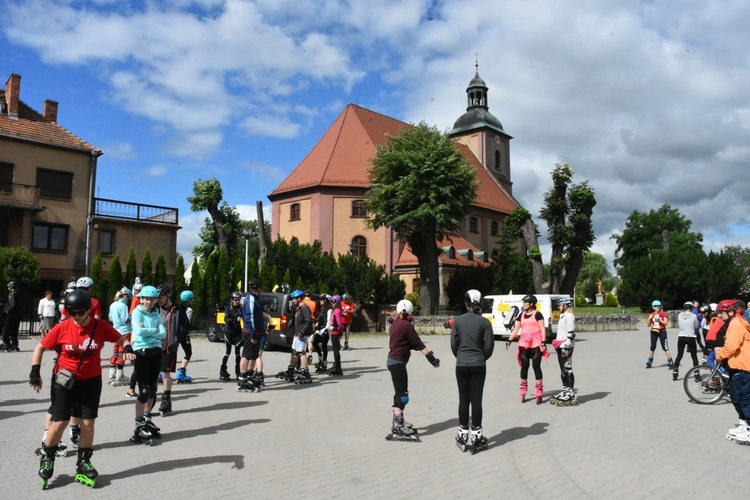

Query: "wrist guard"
left=30, top=364, right=42, bottom=386
left=124, top=344, right=134, bottom=354
left=426, top=351, right=440, bottom=367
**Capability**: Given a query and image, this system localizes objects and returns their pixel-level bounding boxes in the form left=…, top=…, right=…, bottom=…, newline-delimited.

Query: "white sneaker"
left=727, top=419, right=748, bottom=440
left=732, top=426, right=750, bottom=445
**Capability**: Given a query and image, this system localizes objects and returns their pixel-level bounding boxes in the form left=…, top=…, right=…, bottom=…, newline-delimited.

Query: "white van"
left=480, top=294, right=571, bottom=340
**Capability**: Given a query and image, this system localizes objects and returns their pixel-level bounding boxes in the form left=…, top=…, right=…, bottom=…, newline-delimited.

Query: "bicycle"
left=683, top=362, right=729, bottom=404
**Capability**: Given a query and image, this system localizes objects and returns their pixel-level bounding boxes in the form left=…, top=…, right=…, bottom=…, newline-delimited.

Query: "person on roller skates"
left=551, top=297, right=578, bottom=406
left=29, top=289, right=135, bottom=488
left=327, top=295, right=345, bottom=376
left=289, top=289, right=314, bottom=384
left=130, top=286, right=166, bottom=441
left=341, top=292, right=356, bottom=350
left=451, top=290, right=494, bottom=452
left=237, top=280, right=265, bottom=392
left=175, top=290, right=195, bottom=383
left=646, top=300, right=673, bottom=369
left=107, top=287, right=132, bottom=386
left=156, top=284, right=191, bottom=413
left=308, top=295, right=331, bottom=373
left=385, top=299, right=440, bottom=442
left=221, top=291, right=244, bottom=381
left=713, top=299, right=750, bottom=444
left=674, top=301, right=700, bottom=381
left=506, top=295, right=548, bottom=404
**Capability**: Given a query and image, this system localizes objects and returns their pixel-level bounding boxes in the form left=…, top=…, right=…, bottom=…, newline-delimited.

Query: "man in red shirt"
left=29, top=289, right=134, bottom=488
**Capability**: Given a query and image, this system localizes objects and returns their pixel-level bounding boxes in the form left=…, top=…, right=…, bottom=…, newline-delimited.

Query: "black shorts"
left=161, top=350, right=178, bottom=372
left=241, top=334, right=260, bottom=360
left=50, top=375, right=102, bottom=422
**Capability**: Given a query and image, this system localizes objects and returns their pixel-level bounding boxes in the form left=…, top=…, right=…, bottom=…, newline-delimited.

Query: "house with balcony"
left=0, top=73, right=179, bottom=296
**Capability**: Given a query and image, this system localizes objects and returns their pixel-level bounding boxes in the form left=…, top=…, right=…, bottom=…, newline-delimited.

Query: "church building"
left=268, top=66, right=520, bottom=304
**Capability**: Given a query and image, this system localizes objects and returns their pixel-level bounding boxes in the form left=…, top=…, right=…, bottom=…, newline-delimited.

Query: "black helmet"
left=157, top=283, right=172, bottom=297
left=64, top=289, right=92, bottom=312
left=248, top=279, right=262, bottom=291
left=231, top=291, right=242, bottom=300
left=522, top=294, right=538, bottom=305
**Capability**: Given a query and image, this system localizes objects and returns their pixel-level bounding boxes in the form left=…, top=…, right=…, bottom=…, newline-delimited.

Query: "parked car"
left=205, top=291, right=295, bottom=350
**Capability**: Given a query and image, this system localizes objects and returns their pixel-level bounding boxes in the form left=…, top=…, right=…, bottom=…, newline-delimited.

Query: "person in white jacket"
left=37, top=290, right=57, bottom=337
left=551, top=298, right=577, bottom=406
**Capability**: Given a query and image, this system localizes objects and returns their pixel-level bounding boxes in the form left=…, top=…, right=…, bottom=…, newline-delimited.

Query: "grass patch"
left=574, top=306, right=641, bottom=315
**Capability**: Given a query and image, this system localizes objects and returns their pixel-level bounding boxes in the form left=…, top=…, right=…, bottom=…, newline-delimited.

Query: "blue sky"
left=3, top=0, right=750, bottom=269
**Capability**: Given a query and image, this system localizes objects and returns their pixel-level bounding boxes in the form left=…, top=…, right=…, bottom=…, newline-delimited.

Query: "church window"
left=350, top=235, right=367, bottom=257
left=352, top=200, right=367, bottom=218
left=469, top=216, right=478, bottom=233
left=290, top=203, right=300, bottom=221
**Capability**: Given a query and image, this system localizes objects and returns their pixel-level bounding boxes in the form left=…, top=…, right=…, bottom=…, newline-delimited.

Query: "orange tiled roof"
left=0, top=94, right=101, bottom=154
left=269, top=104, right=519, bottom=214
left=395, top=235, right=493, bottom=269
left=270, top=104, right=407, bottom=197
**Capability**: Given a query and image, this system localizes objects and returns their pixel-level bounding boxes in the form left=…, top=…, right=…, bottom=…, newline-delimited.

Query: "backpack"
left=503, top=305, right=520, bottom=330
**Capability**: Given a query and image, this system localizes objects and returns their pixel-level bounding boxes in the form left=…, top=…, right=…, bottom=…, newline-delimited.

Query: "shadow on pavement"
left=418, top=418, right=456, bottom=436
left=0, top=397, right=42, bottom=407
left=95, top=454, right=246, bottom=486
left=180, top=400, right=268, bottom=414
left=575, top=391, right=610, bottom=405
left=492, top=422, right=549, bottom=447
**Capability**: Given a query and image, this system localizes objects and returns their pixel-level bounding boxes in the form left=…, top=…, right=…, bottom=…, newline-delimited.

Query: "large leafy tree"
left=575, top=251, right=617, bottom=301
left=0, top=247, right=40, bottom=307
left=188, top=178, right=233, bottom=261
left=705, top=249, right=745, bottom=302
left=365, top=121, right=478, bottom=314
left=492, top=208, right=535, bottom=294
left=613, top=204, right=706, bottom=310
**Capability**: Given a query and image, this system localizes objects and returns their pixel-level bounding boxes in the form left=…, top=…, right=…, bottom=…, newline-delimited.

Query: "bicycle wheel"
left=684, top=365, right=725, bottom=404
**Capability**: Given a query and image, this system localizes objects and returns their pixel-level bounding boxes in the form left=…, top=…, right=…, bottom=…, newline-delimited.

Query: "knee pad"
left=137, top=384, right=151, bottom=404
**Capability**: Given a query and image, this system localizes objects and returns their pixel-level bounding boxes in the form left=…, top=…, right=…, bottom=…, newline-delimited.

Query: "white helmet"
left=465, top=289, right=482, bottom=305
left=76, top=276, right=94, bottom=288
left=396, top=299, right=414, bottom=316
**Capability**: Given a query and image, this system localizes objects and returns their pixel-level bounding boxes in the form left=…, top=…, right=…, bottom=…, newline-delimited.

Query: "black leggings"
left=456, top=365, right=486, bottom=428
left=312, top=332, right=329, bottom=360
left=520, top=346, right=543, bottom=380
left=388, top=362, right=408, bottom=410
left=331, top=335, right=342, bottom=367
left=134, top=348, right=162, bottom=405
left=223, top=332, right=242, bottom=373
left=674, top=337, right=698, bottom=369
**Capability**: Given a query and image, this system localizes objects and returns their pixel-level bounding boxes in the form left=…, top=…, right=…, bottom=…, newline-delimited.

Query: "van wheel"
left=206, top=324, right=222, bottom=343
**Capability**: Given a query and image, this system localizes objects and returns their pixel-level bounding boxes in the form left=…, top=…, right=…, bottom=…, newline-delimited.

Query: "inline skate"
left=315, top=360, right=328, bottom=374
left=175, top=367, right=192, bottom=383
left=646, top=356, right=653, bottom=369
left=534, top=381, right=544, bottom=405
left=130, top=419, right=153, bottom=446
left=552, top=387, right=579, bottom=407
left=385, top=415, right=420, bottom=442
left=293, top=368, right=313, bottom=384
left=327, top=363, right=343, bottom=376
left=275, top=366, right=295, bottom=382
left=672, top=368, right=679, bottom=381
left=107, top=367, right=117, bottom=386
left=74, top=448, right=97, bottom=488
left=667, top=358, right=674, bottom=369
left=254, top=370, right=265, bottom=387
left=69, top=424, right=81, bottom=449
left=159, top=391, right=173, bottom=416
left=455, top=425, right=470, bottom=452
left=111, top=368, right=129, bottom=386
left=35, top=431, right=67, bottom=457
left=469, top=426, right=489, bottom=454
left=237, top=372, right=262, bottom=393
left=38, top=444, right=56, bottom=489
left=726, top=419, right=748, bottom=443
left=520, top=380, right=528, bottom=403
left=143, top=412, right=161, bottom=438
left=219, top=366, right=231, bottom=381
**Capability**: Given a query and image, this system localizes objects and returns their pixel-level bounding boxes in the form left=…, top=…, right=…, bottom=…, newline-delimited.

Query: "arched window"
left=290, top=203, right=300, bottom=221
left=350, top=235, right=367, bottom=257
left=352, top=200, right=367, bottom=218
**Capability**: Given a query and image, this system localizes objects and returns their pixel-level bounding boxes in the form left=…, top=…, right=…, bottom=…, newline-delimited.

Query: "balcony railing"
left=0, top=182, right=43, bottom=210
left=94, top=197, right=179, bottom=225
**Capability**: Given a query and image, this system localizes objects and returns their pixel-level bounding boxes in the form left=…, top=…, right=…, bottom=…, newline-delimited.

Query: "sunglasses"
left=68, top=309, right=88, bottom=317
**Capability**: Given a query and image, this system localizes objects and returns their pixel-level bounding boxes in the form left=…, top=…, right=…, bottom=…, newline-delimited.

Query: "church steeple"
left=449, top=60, right=513, bottom=194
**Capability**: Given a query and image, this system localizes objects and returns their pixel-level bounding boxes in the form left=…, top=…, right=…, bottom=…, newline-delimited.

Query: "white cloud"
left=145, top=165, right=167, bottom=178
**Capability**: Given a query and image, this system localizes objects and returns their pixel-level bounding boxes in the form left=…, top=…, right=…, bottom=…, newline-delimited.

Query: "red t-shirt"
left=648, top=311, right=667, bottom=331
left=41, top=318, right=122, bottom=380
left=341, top=301, right=355, bottom=325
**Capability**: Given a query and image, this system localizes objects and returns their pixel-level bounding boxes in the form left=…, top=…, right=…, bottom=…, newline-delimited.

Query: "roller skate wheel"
left=74, top=474, right=96, bottom=488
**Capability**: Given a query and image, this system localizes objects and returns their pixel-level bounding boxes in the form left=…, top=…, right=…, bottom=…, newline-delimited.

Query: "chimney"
left=5, top=73, right=20, bottom=119
left=43, top=99, right=58, bottom=123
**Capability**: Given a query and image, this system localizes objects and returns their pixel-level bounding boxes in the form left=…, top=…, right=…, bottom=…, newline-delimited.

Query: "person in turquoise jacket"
left=129, top=286, right=166, bottom=444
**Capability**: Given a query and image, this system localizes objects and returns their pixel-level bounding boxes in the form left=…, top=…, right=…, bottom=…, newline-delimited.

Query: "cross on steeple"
left=474, top=52, right=479, bottom=72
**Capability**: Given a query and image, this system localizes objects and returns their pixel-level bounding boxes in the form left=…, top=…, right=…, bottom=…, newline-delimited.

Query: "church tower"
left=449, top=63, right=513, bottom=194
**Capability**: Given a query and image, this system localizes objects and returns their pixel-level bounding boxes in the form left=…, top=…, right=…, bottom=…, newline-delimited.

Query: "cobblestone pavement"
left=1, top=328, right=748, bottom=499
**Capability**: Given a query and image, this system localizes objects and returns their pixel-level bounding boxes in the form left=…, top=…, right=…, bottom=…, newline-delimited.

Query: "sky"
left=3, top=0, right=750, bottom=271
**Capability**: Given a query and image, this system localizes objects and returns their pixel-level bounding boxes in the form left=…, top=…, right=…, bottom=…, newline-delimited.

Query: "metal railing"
left=94, top=197, right=179, bottom=225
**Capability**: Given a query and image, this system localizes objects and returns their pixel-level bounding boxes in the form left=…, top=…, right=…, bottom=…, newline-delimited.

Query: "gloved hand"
left=426, top=351, right=440, bottom=367
left=29, top=364, right=42, bottom=386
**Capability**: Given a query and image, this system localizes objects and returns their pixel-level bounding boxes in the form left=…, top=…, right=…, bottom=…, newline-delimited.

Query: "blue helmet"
left=180, top=290, right=194, bottom=302
left=652, top=300, right=662, bottom=307
left=140, top=286, right=159, bottom=298
left=290, top=289, right=305, bottom=299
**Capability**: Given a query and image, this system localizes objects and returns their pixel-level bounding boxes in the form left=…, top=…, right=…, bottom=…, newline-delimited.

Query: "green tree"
left=539, top=164, right=596, bottom=294
left=154, top=252, right=168, bottom=287
left=217, top=247, right=230, bottom=296
left=492, top=212, right=534, bottom=294
left=721, top=245, right=750, bottom=296
left=575, top=252, right=616, bottom=300
left=499, top=207, right=546, bottom=292
left=174, top=254, right=186, bottom=297
left=705, top=249, right=745, bottom=302
left=189, top=178, right=235, bottom=261
left=203, top=254, right=218, bottom=310
left=90, top=254, right=107, bottom=311
left=445, top=264, right=496, bottom=312
left=230, top=256, right=243, bottom=293
left=0, top=247, right=40, bottom=306
left=107, top=254, right=123, bottom=303
left=365, top=121, right=478, bottom=314
left=124, top=246, right=138, bottom=288
left=613, top=205, right=706, bottom=310
left=141, top=249, right=153, bottom=285
left=189, top=259, right=204, bottom=319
